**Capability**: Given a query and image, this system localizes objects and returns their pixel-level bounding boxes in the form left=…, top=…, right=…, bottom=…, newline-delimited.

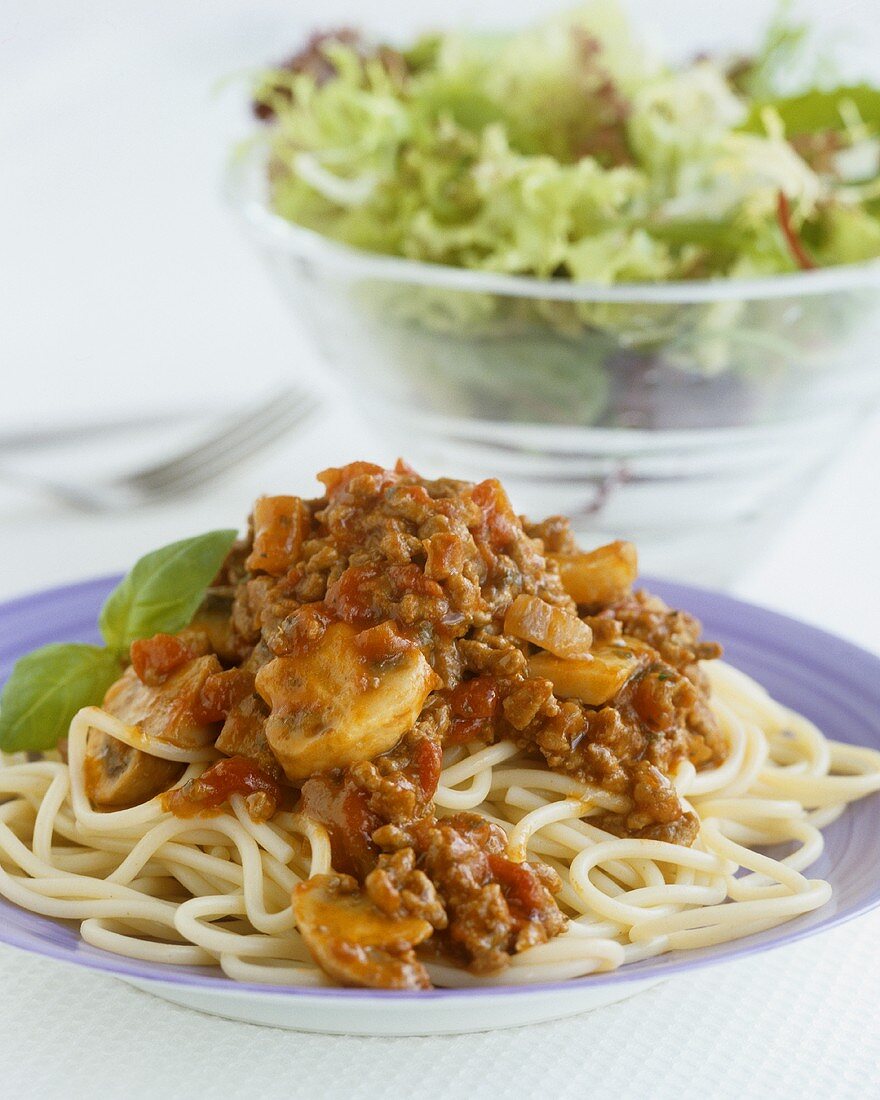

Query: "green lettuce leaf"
left=742, top=85, right=880, bottom=135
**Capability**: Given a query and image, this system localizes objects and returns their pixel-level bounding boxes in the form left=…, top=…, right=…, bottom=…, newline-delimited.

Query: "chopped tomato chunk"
left=472, top=478, right=518, bottom=552
left=449, top=676, right=500, bottom=719
left=130, top=634, right=196, bottom=686
left=326, top=563, right=446, bottom=627
left=300, top=774, right=381, bottom=878
left=163, top=756, right=283, bottom=820
left=393, top=458, right=419, bottom=476
left=324, top=563, right=384, bottom=626
left=412, top=738, right=443, bottom=799
left=486, top=854, right=549, bottom=920
left=196, top=669, right=255, bottom=724
left=446, top=676, right=501, bottom=743
left=317, top=462, right=394, bottom=497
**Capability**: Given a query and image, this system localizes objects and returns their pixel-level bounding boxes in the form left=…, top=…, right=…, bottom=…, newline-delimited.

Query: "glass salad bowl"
left=227, top=151, right=880, bottom=584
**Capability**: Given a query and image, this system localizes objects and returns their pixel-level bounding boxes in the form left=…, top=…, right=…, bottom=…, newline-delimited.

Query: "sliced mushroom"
left=529, top=639, right=650, bottom=706
left=103, top=655, right=222, bottom=749
left=214, top=693, right=283, bottom=783
left=292, top=874, right=432, bottom=989
left=256, top=621, right=439, bottom=781
left=83, top=730, right=182, bottom=808
left=84, top=655, right=223, bottom=809
left=186, top=591, right=238, bottom=663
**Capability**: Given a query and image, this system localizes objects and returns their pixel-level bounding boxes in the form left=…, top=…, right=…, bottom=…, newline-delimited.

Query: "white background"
left=2, top=1, right=880, bottom=1096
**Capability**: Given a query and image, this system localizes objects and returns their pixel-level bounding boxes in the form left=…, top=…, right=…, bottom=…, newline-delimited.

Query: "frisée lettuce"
left=251, top=2, right=880, bottom=283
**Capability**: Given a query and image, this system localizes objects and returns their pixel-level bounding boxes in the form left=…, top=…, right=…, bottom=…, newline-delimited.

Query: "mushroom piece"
left=84, top=655, right=223, bottom=809
left=84, top=731, right=182, bottom=808
left=186, top=591, right=238, bottom=664
left=103, top=655, right=223, bottom=748
left=292, top=873, right=433, bottom=989
left=214, top=694, right=283, bottom=783
left=256, top=621, right=439, bottom=781
left=529, top=639, right=649, bottom=706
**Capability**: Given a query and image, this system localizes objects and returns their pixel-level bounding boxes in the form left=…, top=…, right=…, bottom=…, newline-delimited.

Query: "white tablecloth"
left=3, top=1, right=880, bottom=1095
left=1, top=912, right=879, bottom=1099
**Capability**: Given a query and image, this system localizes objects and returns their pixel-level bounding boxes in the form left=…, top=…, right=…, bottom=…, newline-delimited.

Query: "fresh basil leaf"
left=741, top=84, right=880, bottom=135
left=0, top=644, right=122, bottom=753
left=99, top=528, right=238, bottom=654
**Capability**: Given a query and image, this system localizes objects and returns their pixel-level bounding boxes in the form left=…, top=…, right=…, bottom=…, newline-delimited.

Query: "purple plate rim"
left=1, top=573, right=879, bottom=1001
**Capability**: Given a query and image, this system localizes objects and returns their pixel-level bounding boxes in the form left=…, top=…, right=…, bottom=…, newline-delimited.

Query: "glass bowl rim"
left=225, top=149, right=880, bottom=305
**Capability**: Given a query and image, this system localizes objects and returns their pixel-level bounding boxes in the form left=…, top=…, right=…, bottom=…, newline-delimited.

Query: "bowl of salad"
left=228, top=3, right=880, bottom=582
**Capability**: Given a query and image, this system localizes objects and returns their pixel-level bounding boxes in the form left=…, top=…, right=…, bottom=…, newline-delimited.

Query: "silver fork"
left=0, top=386, right=319, bottom=511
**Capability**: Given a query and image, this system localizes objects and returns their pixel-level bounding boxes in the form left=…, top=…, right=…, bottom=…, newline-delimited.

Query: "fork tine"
left=149, top=401, right=318, bottom=497
left=130, top=393, right=317, bottom=495
left=125, top=388, right=302, bottom=486
left=131, top=393, right=319, bottom=497
left=125, top=388, right=315, bottom=493
left=129, top=399, right=298, bottom=491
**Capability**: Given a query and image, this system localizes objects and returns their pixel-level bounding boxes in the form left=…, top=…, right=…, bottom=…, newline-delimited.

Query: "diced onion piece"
left=549, top=541, right=638, bottom=605
left=257, top=622, right=439, bottom=781
left=529, top=641, right=645, bottom=705
left=246, top=496, right=310, bottom=576
left=503, top=594, right=593, bottom=659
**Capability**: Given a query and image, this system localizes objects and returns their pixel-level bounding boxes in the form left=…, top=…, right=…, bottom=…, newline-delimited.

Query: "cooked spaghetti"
left=1, top=461, right=878, bottom=989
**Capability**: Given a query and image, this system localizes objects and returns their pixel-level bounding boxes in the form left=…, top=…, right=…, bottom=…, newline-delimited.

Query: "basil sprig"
left=0, top=646, right=123, bottom=753
left=0, top=528, right=237, bottom=753
left=99, top=529, right=238, bottom=653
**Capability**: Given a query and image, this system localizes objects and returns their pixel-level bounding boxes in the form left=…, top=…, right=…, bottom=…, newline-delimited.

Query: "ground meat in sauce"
left=90, top=461, right=726, bottom=989
left=372, top=813, right=566, bottom=972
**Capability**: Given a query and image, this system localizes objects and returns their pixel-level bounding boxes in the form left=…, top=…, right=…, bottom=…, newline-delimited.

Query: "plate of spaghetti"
left=1, top=461, right=879, bottom=1034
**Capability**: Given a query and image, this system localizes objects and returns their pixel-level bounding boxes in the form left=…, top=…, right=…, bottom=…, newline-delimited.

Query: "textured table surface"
left=1, top=910, right=879, bottom=1099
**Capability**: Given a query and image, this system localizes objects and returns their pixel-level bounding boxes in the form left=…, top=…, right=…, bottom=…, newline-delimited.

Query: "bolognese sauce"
left=83, top=460, right=725, bottom=988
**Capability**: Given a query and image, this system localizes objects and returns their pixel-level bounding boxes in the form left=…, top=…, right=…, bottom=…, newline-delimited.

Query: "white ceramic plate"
left=2, top=577, right=880, bottom=1034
